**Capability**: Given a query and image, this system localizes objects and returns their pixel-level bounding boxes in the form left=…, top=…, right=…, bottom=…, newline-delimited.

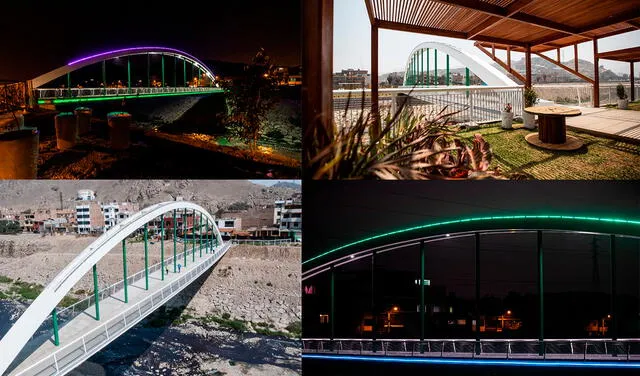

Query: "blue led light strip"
left=303, top=354, right=640, bottom=368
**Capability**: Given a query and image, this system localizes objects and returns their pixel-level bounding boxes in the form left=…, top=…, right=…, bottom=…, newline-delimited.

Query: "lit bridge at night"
left=0, top=201, right=230, bottom=376
left=302, top=215, right=640, bottom=369
left=29, top=47, right=223, bottom=106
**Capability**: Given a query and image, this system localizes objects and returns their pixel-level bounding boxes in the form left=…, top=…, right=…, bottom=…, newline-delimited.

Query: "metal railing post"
left=93, top=264, right=100, bottom=320
left=122, top=239, right=128, bottom=303
left=144, top=223, right=149, bottom=290
left=192, top=210, right=196, bottom=263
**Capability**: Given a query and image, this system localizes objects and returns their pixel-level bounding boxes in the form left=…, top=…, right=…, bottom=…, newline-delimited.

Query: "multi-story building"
left=75, top=201, right=103, bottom=234
left=333, top=69, right=371, bottom=90
left=280, top=201, right=302, bottom=231
left=214, top=217, right=242, bottom=238
left=75, top=190, right=139, bottom=234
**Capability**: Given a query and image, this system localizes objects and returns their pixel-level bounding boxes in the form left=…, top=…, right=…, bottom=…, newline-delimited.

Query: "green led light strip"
left=37, top=89, right=224, bottom=104
left=302, top=215, right=640, bottom=265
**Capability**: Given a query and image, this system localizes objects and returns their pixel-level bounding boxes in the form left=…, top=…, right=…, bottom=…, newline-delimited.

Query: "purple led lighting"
left=66, top=47, right=214, bottom=76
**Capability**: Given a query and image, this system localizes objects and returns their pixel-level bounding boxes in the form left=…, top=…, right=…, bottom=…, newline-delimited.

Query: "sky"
left=303, top=181, right=640, bottom=261
left=0, top=0, right=301, bottom=81
left=333, top=0, right=639, bottom=75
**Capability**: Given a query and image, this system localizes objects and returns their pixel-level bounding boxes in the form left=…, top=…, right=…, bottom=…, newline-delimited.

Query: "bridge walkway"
left=9, top=243, right=229, bottom=376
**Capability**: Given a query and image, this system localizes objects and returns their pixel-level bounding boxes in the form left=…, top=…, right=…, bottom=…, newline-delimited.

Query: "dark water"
left=0, top=300, right=301, bottom=375
left=302, top=357, right=639, bottom=376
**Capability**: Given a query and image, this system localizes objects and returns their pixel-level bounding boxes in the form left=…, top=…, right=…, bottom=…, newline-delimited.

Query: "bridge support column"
left=147, top=53, right=151, bottom=88
left=371, top=250, right=377, bottom=351
left=161, top=214, right=165, bottom=281
left=199, top=214, right=203, bottom=258
left=66, top=73, right=71, bottom=97
left=538, top=230, right=545, bottom=356
left=123, top=239, right=128, bottom=303
left=173, top=209, right=177, bottom=273
left=474, top=233, right=480, bottom=355
left=161, top=54, right=165, bottom=87
left=446, top=55, right=450, bottom=86
left=610, top=235, right=618, bottom=343
left=434, top=49, right=438, bottom=87
left=144, top=223, right=149, bottom=290
left=206, top=221, right=210, bottom=254
left=102, top=61, right=107, bottom=95
left=183, top=208, right=188, bottom=267
left=330, top=264, right=335, bottom=341
left=93, top=264, right=100, bottom=320
left=465, top=67, right=470, bottom=86
left=192, top=210, right=196, bottom=263
left=420, top=240, right=425, bottom=353
left=174, top=56, right=178, bottom=88
left=183, top=59, right=187, bottom=87
left=426, top=49, right=430, bottom=87
left=52, top=308, right=59, bottom=346
left=127, top=57, right=131, bottom=94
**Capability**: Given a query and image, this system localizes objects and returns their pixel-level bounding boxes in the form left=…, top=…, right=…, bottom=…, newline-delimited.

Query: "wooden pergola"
left=303, top=0, right=640, bottom=140
left=595, top=46, right=640, bottom=101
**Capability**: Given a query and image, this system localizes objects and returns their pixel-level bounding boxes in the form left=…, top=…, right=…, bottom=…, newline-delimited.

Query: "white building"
left=77, top=189, right=96, bottom=201
left=274, top=200, right=292, bottom=226
left=76, top=190, right=139, bottom=234
left=280, top=201, right=302, bottom=231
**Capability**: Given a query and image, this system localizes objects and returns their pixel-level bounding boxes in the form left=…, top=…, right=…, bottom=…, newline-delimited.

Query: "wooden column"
left=593, top=38, right=600, bottom=107
left=574, top=44, right=579, bottom=72
left=371, top=24, right=380, bottom=140
left=302, top=0, right=334, bottom=172
left=525, top=45, right=532, bottom=88
left=631, top=62, right=635, bottom=102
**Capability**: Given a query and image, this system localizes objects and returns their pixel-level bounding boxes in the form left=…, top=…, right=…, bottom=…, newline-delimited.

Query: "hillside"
left=0, top=180, right=300, bottom=213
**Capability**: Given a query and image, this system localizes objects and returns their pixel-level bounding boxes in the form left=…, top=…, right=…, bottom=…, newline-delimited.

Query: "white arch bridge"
left=30, top=46, right=223, bottom=106
left=0, top=201, right=230, bottom=376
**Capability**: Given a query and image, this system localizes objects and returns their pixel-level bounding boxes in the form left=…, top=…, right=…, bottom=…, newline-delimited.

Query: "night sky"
left=303, top=181, right=640, bottom=261
left=0, top=0, right=301, bottom=81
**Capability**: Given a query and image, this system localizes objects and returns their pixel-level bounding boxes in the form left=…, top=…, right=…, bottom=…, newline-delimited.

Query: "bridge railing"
left=333, top=86, right=524, bottom=126
left=15, top=242, right=231, bottom=376
left=28, top=241, right=218, bottom=342
left=302, top=338, right=640, bottom=361
left=36, top=86, right=219, bottom=99
left=231, top=239, right=295, bottom=246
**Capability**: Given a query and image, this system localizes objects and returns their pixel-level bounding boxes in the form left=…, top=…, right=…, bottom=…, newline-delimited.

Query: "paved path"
left=566, top=107, right=640, bottom=143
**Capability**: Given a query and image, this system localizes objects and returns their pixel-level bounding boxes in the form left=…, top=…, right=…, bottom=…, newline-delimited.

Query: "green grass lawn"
left=457, top=123, right=640, bottom=180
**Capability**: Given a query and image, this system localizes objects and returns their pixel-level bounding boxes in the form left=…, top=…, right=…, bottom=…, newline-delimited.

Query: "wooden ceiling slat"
left=597, top=47, right=640, bottom=63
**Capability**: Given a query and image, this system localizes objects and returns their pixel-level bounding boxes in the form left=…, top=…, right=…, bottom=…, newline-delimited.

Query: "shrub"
left=0, top=275, right=13, bottom=283
left=286, top=320, right=302, bottom=337
left=617, top=84, right=628, bottom=100
left=524, top=87, right=539, bottom=107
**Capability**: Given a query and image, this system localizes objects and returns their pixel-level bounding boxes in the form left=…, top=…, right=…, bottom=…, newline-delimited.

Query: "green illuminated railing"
left=36, top=87, right=223, bottom=104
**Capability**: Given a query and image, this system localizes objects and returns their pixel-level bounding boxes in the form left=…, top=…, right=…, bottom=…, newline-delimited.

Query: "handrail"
left=15, top=243, right=231, bottom=376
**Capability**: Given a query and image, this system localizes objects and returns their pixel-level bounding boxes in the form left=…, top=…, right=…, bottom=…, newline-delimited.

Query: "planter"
left=0, top=128, right=39, bottom=179
left=54, top=112, right=77, bottom=150
left=617, top=99, right=629, bottom=110
left=74, top=107, right=93, bottom=135
left=501, top=111, right=513, bottom=129
left=107, top=112, right=131, bottom=150
left=523, top=112, right=536, bottom=130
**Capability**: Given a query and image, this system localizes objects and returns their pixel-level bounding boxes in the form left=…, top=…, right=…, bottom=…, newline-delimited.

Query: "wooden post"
left=631, top=62, right=635, bottom=102
left=593, top=38, right=600, bottom=107
left=371, top=24, right=380, bottom=140
left=507, top=46, right=511, bottom=70
left=525, top=45, right=532, bottom=88
left=302, top=0, right=334, bottom=173
left=574, top=44, right=579, bottom=72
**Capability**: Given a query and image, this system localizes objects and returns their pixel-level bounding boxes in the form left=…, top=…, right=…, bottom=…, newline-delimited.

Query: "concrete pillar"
left=0, top=128, right=39, bottom=179
left=107, top=112, right=131, bottom=149
left=54, top=112, right=77, bottom=150
left=74, top=107, right=92, bottom=136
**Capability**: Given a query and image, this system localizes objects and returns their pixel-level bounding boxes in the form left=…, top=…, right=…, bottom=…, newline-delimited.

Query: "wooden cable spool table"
left=524, top=106, right=583, bottom=151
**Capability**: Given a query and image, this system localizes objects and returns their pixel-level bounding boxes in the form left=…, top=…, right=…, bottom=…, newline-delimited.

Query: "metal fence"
left=36, top=86, right=220, bottom=100
left=230, top=239, right=295, bottom=246
left=302, top=338, right=640, bottom=361
left=333, top=86, right=524, bottom=126
left=14, top=243, right=231, bottom=376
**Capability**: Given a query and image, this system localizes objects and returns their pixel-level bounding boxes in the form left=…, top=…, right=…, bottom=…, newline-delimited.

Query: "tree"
left=221, top=48, right=280, bottom=150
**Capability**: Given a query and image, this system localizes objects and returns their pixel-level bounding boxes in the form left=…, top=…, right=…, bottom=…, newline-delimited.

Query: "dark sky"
left=303, top=181, right=640, bottom=261
left=0, top=0, right=301, bottom=81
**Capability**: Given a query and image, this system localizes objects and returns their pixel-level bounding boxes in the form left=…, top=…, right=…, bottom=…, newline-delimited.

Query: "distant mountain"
left=271, top=181, right=301, bottom=190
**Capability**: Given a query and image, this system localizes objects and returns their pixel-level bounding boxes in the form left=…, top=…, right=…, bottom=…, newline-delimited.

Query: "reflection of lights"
left=607, top=314, right=611, bottom=319
left=506, top=310, right=512, bottom=315
left=258, top=146, right=273, bottom=155
left=392, top=306, right=399, bottom=312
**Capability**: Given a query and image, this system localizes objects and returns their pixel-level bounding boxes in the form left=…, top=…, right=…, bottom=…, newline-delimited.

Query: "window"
left=224, top=221, right=234, bottom=227
left=320, top=314, right=329, bottom=324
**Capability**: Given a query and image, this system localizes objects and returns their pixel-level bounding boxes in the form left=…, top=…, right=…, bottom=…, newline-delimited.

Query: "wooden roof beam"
left=577, top=8, right=640, bottom=34
left=534, top=52, right=594, bottom=84
left=468, top=0, right=534, bottom=39
left=626, top=20, right=640, bottom=29
left=365, top=0, right=375, bottom=25
left=475, top=42, right=526, bottom=83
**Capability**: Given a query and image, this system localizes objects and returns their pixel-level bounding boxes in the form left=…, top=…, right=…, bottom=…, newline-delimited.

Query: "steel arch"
left=403, top=41, right=518, bottom=87
left=31, top=47, right=216, bottom=89
left=0, top=201, right=223, bottom=374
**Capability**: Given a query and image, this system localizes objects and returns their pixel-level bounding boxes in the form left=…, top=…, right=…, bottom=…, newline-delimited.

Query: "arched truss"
left=30, top=47, right=216, bottom=89
left=302, top=215, right=640, bottom=280
left=0, top=201, right=223, bottom=374
left=403, top=41, right=518, bottom=87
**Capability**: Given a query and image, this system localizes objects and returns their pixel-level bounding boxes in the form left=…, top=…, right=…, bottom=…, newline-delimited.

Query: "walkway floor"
left=566, top=107, right=640, bottom=143
left=9, top=245, right=217, bottom=375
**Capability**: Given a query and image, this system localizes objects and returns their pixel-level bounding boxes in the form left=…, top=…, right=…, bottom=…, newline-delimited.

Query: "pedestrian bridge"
left=29, top=46, right=223, bottom=106
left=0, top=201, right=230, bottom=376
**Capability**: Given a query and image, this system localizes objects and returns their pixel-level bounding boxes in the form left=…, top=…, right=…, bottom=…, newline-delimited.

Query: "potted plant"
left=523, top=87, right=538, bottom=129
left=616, top=84, right=628, bottom=110
left=501, top=103, right=513, bottom=129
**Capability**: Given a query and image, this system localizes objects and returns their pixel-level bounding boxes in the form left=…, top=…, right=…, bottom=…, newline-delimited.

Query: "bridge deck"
left=9, top=243, right=227, bottom=376
left=566, top=107, right=640, bottom=143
